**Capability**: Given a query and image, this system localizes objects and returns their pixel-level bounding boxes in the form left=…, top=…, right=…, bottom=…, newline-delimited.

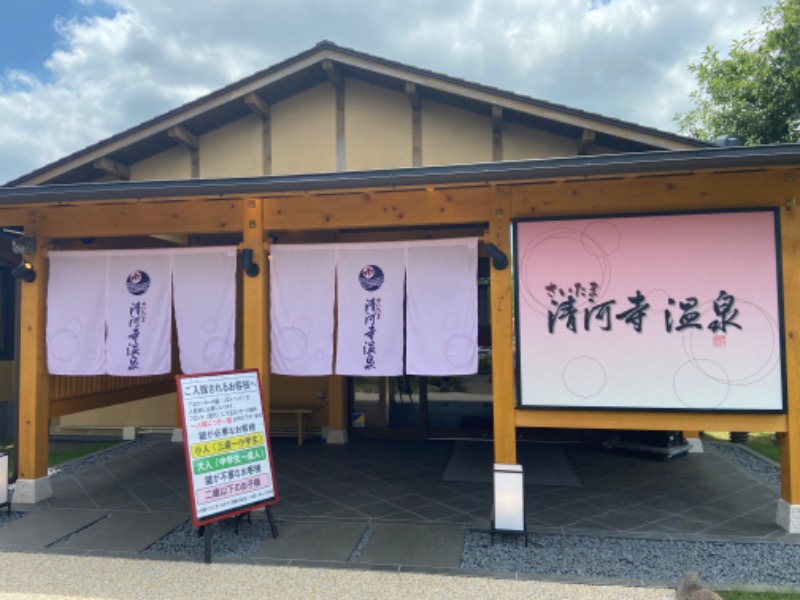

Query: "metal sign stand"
left=198, top=506, right=280, bottom=564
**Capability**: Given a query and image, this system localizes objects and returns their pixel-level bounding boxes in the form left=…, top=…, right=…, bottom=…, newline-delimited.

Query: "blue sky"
left=0, top=1, right=115, bottom=80
left=0, top=0, right=768, bottom=184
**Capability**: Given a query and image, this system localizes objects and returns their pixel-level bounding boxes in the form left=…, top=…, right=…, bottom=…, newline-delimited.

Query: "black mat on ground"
left=441, top=441, right=581, bottom=487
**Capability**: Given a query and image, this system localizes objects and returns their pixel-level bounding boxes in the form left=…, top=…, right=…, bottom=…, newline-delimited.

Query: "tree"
left=675, top=0, right=800, bottom=145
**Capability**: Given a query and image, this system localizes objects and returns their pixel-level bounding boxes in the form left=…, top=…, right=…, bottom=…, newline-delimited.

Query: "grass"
left=703, top=431, right=780, bottom=463
left=1, top=437, right=120, bottom=479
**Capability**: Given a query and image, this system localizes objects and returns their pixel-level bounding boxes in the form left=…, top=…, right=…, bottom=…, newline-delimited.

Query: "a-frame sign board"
left=176, top=369, right=279, bottom=562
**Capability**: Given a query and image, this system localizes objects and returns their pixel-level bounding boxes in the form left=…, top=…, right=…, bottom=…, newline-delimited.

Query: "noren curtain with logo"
left=269, top=238, right=478, bottom=377
left=46, top=247, right=236, bottom=376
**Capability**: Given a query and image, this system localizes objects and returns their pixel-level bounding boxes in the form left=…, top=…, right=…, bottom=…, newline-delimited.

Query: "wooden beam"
left=335, top=80, right=345, bottom=172
left=93, top=157, right=130, bottom=180
left=407, top=83, right=422, bottom=167
left=509, top=169, right=800, bottom=219
left=327, top=376, right=347, bottom=435
left=167, top=125, right=199, bottom=150
left=492, top=106, right=503, bottom=162
left=29, top=200, right=242, bottom=238
left=781, top=202, right=800, bottom=504
left=17, top=235, right=50, bottom=482
left=322, top=59, right=342, bottom=87
left=578, top=129, right=596, bottom=155
left=263, top=187, right=489, bottom=231
left=517, top=409, right=787, bottom=432
left=244, top=92, right=271, bottom=119
left=405, top=82, right=420, bottom=110
left=242, top=198, right=270, bottom=415
left=489, top=186, right=516, bottom=464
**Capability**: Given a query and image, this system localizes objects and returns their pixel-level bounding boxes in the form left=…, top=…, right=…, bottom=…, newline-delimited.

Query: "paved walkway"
left=0, top=436, right=795, bottom=594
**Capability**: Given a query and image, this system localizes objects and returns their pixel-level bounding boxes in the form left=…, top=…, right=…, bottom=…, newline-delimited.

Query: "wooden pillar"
left=327, top=375, right=348, bottom=443
left=778, top=203, right=800, bottom=530
left=16, top=234, right=53, bottom=502
left=242, top=199, right=270, bottom=415
left=489, top=187, right=516, bottom=464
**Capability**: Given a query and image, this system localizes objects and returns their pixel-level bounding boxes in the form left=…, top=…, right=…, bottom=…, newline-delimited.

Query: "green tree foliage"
left=675, top=0, right=800, bottom=145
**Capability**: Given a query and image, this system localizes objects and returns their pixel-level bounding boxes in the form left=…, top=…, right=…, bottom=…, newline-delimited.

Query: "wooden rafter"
left=405, top=82, right=420, bottom=110
left=167, top=125, right=199, bottom=150
left=244, top=92, right=271, bottom=119
left=578, top=129, right=596, bottom=155
left=92, top=157, right=130, bottom=180
left=492, top=105, right=503, bottom=162
left=322, top=59, right=342, bottom=87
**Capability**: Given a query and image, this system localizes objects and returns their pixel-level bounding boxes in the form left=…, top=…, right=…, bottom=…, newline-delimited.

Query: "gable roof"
left=8, top=40, right=710, bottom=187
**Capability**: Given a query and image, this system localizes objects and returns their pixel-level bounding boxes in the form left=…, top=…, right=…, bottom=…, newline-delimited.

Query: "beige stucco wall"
left=130, top=145, right=192, bottom=181
left=421, top=101, right=492, bottom=166
left=345, top=80, right=412, bottom=170
left=272, top=83, right=336, bottom=175
left=503, top=122, right=577, bottom=160
left=199, top=115, right=263, bottom=178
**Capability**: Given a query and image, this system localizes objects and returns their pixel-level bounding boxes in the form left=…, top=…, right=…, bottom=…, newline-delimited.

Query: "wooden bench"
left=270, top=408, right=314, bottom=446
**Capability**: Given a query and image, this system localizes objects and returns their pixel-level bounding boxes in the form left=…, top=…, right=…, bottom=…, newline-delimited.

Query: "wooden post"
left=778, top=202, right=800, bottom=531
left=327, top=375, right=348, bottom=443
left=15, top=233, right=53, bottom=502
left=489, top=187, right=516, bottom=464
left=242, top=199, right=270, bottom=416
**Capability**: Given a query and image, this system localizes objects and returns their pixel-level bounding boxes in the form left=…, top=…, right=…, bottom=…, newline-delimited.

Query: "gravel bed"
left=348, top=523, right=377, bottom=563
left=461, top=530, right=800, bottom=587
left=143, top=517, right=277, bottom=559
left=708, top=441, right=781, bottom=488
left=461, top=442, right=791, bottom=588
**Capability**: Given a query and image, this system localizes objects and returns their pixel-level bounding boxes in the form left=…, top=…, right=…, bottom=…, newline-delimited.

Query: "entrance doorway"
left=348, top=364, right=494, bottom=439
left=347, top=256, right=493, bottom=440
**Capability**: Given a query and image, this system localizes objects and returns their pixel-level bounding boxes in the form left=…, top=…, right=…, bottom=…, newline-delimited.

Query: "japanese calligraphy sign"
left=176, top=370, right=278, bottom=526
left=515, top=210, right=785, bottom=412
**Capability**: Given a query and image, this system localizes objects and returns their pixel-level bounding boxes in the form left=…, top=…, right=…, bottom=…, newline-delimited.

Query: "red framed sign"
left=176, top=369, right=278, bottom=527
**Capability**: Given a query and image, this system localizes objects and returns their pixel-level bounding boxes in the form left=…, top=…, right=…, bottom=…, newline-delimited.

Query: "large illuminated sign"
left=515, top=210, right=785, bottom=412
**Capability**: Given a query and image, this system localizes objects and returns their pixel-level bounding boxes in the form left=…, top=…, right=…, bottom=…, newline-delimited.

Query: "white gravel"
left=0, top=553, right=675, bottom=600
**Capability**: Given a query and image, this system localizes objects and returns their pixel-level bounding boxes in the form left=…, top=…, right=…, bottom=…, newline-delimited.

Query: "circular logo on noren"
left=359, top=265, right=384, bottom=291
left=126, top=270, right=151, bottom=296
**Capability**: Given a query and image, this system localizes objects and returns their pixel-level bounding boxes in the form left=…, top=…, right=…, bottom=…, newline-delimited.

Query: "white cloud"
left=0, top=0, right=767, bottom=183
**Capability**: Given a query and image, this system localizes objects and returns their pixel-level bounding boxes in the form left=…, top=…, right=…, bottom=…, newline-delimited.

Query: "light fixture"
left=485, top=243, right=509, bottom=270
left=241, top=248, right=260, bottom=278
left=11, top=235, right=36, bottom=256
left=492, top=463, right=526, bottom=539
left=0, top=453, right=9, bottom=515
left=11, top=261, right=36, bottom=283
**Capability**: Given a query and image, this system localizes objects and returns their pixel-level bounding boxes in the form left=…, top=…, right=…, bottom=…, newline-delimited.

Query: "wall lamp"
left=11, top=261, right=36, bottom=283
left=241, top=248, right=260, bottom=278
left=485, top=243, right=509, bottom=270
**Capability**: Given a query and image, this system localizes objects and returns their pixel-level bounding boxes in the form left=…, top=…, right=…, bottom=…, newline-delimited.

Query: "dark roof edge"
left=1, top=145, right=798, bottom=207
left=6, top=41, right=708, bottom=187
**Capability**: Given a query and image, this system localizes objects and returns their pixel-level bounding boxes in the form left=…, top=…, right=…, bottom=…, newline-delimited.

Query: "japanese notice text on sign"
left=177, top=370, right=277, bottom=526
